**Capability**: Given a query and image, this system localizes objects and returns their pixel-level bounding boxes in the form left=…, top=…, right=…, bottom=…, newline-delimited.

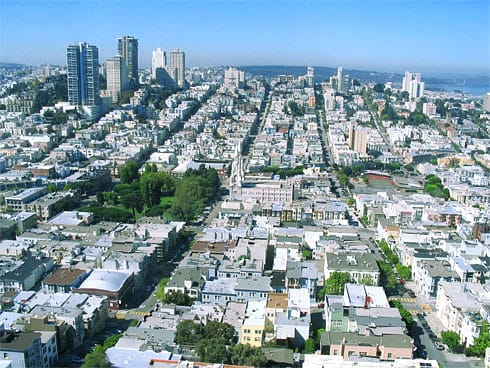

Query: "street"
left=398, top=281, right=484, bottom=368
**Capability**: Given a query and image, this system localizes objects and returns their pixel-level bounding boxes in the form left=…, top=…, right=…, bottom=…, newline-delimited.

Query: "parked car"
left=428, top=333, right=438, bottom=340
left=434, top=341, right=445, bottom=350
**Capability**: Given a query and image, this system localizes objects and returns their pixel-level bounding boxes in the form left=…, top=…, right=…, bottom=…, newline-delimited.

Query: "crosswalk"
left=408, top=310, right=419, bottom=315
left=129, top=311, right=151, bottom=316
left=388, top=296, right=417, bottom=303
left=116, top=310, right=151, bottom=319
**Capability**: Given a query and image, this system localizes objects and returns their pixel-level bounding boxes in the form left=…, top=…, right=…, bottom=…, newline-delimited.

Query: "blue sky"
left=1, top=0, right=489, bottom=75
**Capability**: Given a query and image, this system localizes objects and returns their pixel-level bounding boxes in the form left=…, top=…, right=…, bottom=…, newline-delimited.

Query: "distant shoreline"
left=425, top=83, right=489, bottom=98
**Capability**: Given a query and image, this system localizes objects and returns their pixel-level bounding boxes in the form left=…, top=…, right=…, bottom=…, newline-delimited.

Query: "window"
left=387, top=353, right=393, bottom=359
left=333, top=350, right=338, bottom=355
left=255, top=337, right=261, bottom=341
left=255, top=330, right=262, bottom=334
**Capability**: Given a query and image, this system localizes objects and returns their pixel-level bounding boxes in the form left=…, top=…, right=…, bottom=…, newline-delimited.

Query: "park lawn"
left=160, top=196, right=175, bottom=207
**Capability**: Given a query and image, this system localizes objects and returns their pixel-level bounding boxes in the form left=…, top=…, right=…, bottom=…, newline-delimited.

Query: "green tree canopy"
left=304, top=338, right=316, bottom=353
left=121, top=190, right=144, bottom=221
left=441, top=330, right=461, bottom=352
left=119, top=161, right=140, bottom=184
left=163, top=290, right=193, bottom=306
left=140, top=170, right=175, bottom=207
left=46, top=183, right=57, bottom=193
left=373, top=83, right=385, bottom=93
left=396, top=264, right=412, bottom=280
left=103, top=334, right=122, bottom=350
left=319, top=272, right=351, bottom=299
left=174, top=320, right=204, bottom=346
left=229, top=343, right=267, bottom=367
left=378, top=260, right=397, bottom=290
left=469, top=322, right=490, bottom=357
left=81, top=345, right=111, bottom=368
left=203, top=320, right=237, bottom=343
left=196, top=337, right=229, bottom=363
left=391, top=300, right=414, bottom=328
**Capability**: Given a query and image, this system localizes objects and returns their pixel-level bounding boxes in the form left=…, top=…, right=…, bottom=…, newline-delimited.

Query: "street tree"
left=441, top=330, right=461, bottom=352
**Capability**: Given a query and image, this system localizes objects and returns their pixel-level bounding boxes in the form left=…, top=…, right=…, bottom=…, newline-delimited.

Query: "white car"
left=434, top=341, right=444, bottom=350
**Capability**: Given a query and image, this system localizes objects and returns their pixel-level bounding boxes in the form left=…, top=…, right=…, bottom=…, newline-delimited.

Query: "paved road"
left=401, top=282, right=484, bottom=367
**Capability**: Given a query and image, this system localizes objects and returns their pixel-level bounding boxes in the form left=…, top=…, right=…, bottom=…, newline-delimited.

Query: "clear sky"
left=1, top=0, right=489, bottom=75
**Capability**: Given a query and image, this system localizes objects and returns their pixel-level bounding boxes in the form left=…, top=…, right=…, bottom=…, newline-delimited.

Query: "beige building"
left=105, top=55, right=128, bottom=102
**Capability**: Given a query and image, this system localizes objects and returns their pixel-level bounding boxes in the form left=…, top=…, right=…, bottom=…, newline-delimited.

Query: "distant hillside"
left=240, top=65, right=402, bottom=84
left=0, top=62, right=25, bottom=70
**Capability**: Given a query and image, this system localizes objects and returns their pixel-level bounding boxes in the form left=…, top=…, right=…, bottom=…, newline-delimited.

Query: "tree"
left=155, top=278, right=169, bottom=301
left=396, top=264, right=412, bottom=280
left=319, top=272, right=351, bottom=298
left=424, top=174, right=449, bottom=200
left=302, top=249, right=312, bottom=259
left=103, top=334, right=122, bottom=350
left=174, top=320, right=203, bottom=346
left=81, top=345, right=110, bottom=368
left=96, top=191, right=105, bottom=205
left=163, top=290, right=193, bottom=306
left=46, top=183, right=57, bottom=193
left=119, top=161, right=140, bottom=184
left=469, top=322, right=490, bottom=357
left=121, top=190, right=144, bottom=221
left=441, top=330, right=461, bottom=352
left=203, top=321, right=237, bottom=343
left=103, top=191, right=118, bottom=205
left=287, top=100, right=304, bottom=117
left=378, top=260, right=397, bottom=290
left=360, top=215, right=370, bottom=226
left=373, top=83, right=385, bottom=93
left=404, top=164, right=415, bottom=172
left=196, top=337, right=229, bottom=363
left=229, top=344, right=267, bottom=367
left=378, top=239, right=399, bottom=264
left=358, top=275, right=375, bottom=286
left=391, top=300, right=414, bottom=328
left=304, top=338, right=316, bottom=353
left=140, top=171, right=175, bottom=208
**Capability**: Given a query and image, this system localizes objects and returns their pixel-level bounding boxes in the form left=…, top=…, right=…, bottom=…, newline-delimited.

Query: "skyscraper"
left=306, top=66, right=314, bottom=87
left=67, top=42, right=99, bottom=106
left=337, top=66, right=343, bottom=92
left=402, top=71, right=424, bottom=100
left=106, top=55, right=128, bottom=102
left=152, top=48, right=166, bottom=79
left=168, top=49, right=185, bottom=88
left=117, top=35, right=138, bottom=85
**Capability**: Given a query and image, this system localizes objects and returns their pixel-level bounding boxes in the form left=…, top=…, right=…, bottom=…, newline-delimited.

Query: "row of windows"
left=243, top=329, right=262, bottom=334
left=243, top=336, right=262, bottom=342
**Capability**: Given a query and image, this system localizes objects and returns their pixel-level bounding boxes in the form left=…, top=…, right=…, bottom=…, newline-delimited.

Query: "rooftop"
left=77, top=269, right=132, bottom=292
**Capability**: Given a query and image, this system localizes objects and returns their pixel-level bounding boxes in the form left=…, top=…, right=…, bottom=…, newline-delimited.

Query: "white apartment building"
left=151, top=47, right=166, bottom=79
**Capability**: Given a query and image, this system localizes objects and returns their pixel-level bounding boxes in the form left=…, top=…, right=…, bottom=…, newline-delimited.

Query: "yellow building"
left=240, top=300, right=266, bottom=347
